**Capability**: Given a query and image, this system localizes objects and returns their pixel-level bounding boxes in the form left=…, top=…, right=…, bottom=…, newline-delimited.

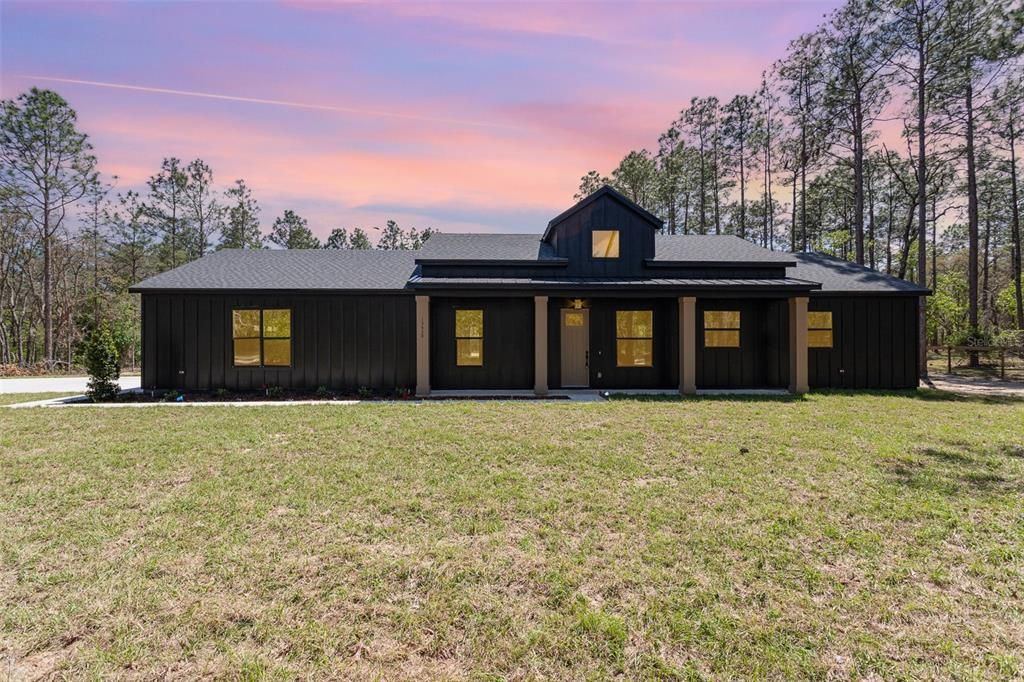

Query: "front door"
left=560, top=308, right=589, bottom=387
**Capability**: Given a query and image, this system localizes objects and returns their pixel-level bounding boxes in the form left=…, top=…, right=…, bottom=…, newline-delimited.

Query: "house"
left=129, top=186, right=929, bottom=395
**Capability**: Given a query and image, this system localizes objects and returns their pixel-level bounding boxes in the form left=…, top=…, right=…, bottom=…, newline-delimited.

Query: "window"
left=616, top=310, right=653, bottom=367
left=592, top=230, right=620, bottom=258
left=564, top=311, right=585, bottom=327
left=808, top=311, right=833, bottom=348
left=455, top=309, right=483, bottom=366
left=704, top=310, right=740, bottom=348
left=232, top=308, right=291, bottom=367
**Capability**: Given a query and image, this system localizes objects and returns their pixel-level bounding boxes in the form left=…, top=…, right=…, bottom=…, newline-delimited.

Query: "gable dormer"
left=541, top=186, right=662, bottom=277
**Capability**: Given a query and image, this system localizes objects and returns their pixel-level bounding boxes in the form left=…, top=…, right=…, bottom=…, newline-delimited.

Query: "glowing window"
left=455, top=309, right=483, bottom=366
left=616, top=310, right=653, bottom=367
left=564, top=311, right=585, bottom=327
left=704, top=310, right=740, bottom=348
left=808, top=311, right=833, bottom=349
left=592, top=230, right=620, bottom=258
left=233, top=308, right=291, bottom=367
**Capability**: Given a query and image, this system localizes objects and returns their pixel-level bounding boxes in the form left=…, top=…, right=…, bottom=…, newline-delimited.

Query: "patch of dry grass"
left=1, top=392, right=1022, bottom=679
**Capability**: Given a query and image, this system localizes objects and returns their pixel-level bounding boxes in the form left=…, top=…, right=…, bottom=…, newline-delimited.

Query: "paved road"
left=0, top=375, right=141, bottom=394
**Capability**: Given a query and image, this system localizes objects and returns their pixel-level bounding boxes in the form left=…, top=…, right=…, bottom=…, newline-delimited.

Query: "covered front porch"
left=412, top=290, right=812, bottom=397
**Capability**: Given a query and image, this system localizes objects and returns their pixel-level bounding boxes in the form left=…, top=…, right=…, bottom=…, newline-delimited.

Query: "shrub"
left=315, top=385, right=333, bottom=399
left=266, top=386, right=285, bottom=399
left=82, top=323, right=120, bottom=402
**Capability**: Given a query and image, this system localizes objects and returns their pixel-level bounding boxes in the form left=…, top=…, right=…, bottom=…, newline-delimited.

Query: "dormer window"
left=592, top=230, right=620, bottom=258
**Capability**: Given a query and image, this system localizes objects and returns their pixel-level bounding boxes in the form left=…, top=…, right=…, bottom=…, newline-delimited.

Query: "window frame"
left=591, top=230, right=621, bottom=259
left=615, top=309, right=653, bottom=368
left=807, top=310, right=834, bottom=349
left=703, top=310, right=741, bottom=349
left=454, top=308, right=484, bottom=367
left=231, top=307, right=292, bottom=368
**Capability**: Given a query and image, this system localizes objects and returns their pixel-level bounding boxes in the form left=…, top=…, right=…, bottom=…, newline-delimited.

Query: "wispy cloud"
left=16, top=75, right=524, bottom=131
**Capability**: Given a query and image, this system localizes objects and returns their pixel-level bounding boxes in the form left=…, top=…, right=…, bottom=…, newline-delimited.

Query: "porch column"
left=679, top=296, right=696, bottom=395
left=534, top=295, right=549, bottom=396
left=788, top=296, right=809, bottom=394
left=415, top=295, right=430, bottom=397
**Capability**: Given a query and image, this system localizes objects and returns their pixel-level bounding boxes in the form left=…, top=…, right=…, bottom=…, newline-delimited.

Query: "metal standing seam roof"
left=407, top=275, right=821, bottom=291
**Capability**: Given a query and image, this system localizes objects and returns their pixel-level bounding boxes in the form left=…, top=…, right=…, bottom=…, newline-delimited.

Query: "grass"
left=1, top=392, right=1022, bottom=679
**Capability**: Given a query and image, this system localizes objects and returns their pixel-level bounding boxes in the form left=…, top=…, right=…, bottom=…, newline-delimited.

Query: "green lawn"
left=2, top=392, right=1022, bottom=679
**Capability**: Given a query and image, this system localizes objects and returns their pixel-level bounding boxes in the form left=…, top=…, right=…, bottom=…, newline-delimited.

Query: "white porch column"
left=679, top=296, right=697, bottom=395
left=415, top=295, right=430, bottom=397
left=788, top=296, right=809, bottom=394
left=534, top=295, right=549, bottom=396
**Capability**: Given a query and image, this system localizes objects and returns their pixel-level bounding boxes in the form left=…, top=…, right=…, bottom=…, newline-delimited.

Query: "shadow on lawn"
left=608, top=388, right=1024, bottom=405
left=885, top=443, right=1022, bottom=496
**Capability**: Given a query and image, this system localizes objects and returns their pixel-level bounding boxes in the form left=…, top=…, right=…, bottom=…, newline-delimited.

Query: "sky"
left=1, top=0, right=842, bottom=239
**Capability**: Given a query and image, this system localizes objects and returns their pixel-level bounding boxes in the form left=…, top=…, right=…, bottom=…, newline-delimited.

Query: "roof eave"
left=645, top=258, right=796, bottom=268
left=414, top=258, right=569, bottom=267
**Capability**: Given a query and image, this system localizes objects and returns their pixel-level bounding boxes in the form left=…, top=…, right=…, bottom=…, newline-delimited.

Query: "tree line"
left=579, top=0, right=1023, bottom=354
left=0, top=87, right=435, bottom=369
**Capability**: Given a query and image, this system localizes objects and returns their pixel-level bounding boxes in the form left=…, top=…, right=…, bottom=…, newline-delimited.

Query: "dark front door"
left=560, top=308, right=589, bottom=387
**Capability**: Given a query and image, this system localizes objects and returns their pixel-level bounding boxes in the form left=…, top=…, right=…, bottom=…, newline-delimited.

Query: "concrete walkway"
left=924, top=374, right=1024, bottom=398
left=0, top=375, right=141, bottom=394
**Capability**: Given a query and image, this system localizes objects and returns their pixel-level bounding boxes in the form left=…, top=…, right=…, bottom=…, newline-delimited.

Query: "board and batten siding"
left=429, top=296, right=534, bottom=390
left=548, top=193, right=656, bottom=278
left=141, top=293, right=416, bottom=391
left=695, top=299, right=790, bottom=390
left=808, top=295, right=919, bottom=389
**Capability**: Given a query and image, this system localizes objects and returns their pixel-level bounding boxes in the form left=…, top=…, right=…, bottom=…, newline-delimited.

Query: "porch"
left=414, top=294, right=810, bottom=397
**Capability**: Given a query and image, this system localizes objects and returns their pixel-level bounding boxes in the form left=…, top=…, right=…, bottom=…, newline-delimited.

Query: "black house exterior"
left=129, top=187, right=929, bottom=395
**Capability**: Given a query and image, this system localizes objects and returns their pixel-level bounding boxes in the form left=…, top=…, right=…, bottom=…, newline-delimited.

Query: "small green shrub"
left=266, top=386, right=285, bottom=399
left=357, top=386, right=373, bottom=400
left=315, top=385, right=332, bottom=399
left=82, top=323, right=120, bottom=402
left=161, top=390, right=181, bottom=402
left=214, top=388, right=230, bottom=399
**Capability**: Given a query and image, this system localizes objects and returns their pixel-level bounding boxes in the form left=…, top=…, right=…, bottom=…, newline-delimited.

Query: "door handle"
left=585, top=350, right=589, bottom=367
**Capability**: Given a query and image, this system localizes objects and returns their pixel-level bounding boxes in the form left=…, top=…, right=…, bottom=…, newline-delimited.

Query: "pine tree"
left=220, top=179, right=263, bottom=250
left=268, top=210, right=320, bottom=249
left=0, top=87, right=98, bottom=364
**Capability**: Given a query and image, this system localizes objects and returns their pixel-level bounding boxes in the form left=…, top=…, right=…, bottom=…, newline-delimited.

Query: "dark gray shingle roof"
left=128, top=239, right=930, bottom=296
left=129, top=249, right=418, bottom=292
left=653, top=235, right=796, bottom=264
left=416, top=233, right=558, bottom=261
left=788, top=252, right=929, bottom=293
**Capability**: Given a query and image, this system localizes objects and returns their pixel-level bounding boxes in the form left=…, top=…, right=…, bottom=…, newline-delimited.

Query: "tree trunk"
left=791, top=173, right=798, bottom=252
left=915, top=13, right=929, bottom=379
left=43, top=208, right=53, bottom=365
left=854, top=101, right=865, bottom=264
left=867, top=165, right=876, bottom=270
left=739, top=135, right=746, bottom=240
left=966, top=78, right=980, bottom=366
left=1009, top=120, right=1023, bottom=329
left=982, top=194, right=991, bottom=327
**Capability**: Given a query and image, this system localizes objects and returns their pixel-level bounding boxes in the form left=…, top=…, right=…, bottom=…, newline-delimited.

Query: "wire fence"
left=927, top=346, right=1024, bottom=382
